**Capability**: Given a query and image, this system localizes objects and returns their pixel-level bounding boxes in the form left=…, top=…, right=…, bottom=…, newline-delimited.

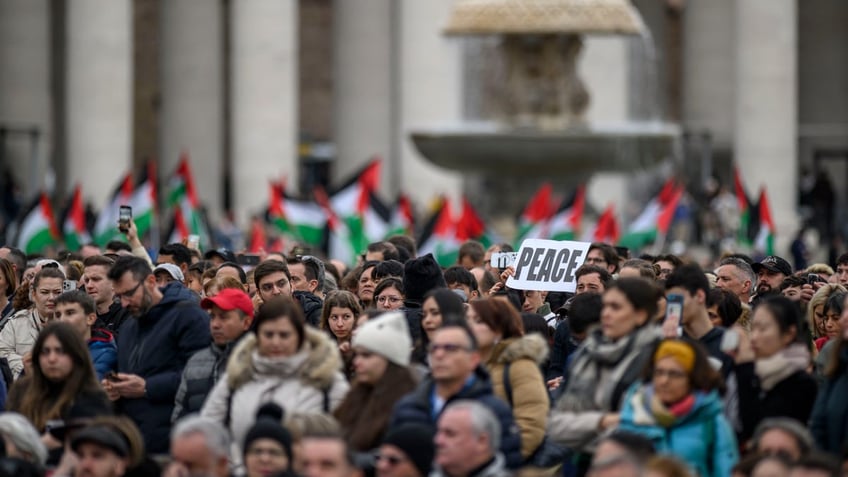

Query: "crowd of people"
left=0, top=221, right=846, bottom=477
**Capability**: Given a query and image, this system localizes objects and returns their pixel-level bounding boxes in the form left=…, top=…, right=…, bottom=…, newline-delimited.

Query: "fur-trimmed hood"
left=491, top=333, right=549, bottom=366
left=226, top=326, right=343, bottom=390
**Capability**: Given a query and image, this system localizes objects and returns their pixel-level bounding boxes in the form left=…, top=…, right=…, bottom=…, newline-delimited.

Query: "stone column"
left=0, top=0, right=52, bottom=196
left=734, top=0, right=798, bottom=249
left=66, top=0, right=133, bottom=208
left=397, top=0, right=462, bottom=206
left=230, top=0, right=298, bottom=225
left=332, top=0, right=393, bottom=190
left=160, top=0, right=223, bottom=215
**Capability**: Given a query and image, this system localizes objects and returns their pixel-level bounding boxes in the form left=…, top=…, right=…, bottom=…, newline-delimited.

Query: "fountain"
left=410, top=0, right=680, bottom=219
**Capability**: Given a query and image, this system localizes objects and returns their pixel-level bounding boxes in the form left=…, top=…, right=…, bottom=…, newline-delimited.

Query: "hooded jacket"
left=88, top=328, right=117, bottom=381
left=389, top=365, right=523, bottom=469
left=201, top=326, right=349, bottom=458
left=115, top=282, right=210, bottom=454
left=293, top=291, right=323, bottom=327
left=486, top=334, right=550, bottom=458
left=618, top=385, right=739, bottom=477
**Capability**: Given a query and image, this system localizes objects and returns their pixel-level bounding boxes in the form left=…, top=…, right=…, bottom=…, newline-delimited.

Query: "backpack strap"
left=323, top=387, right=330, bottom=413
left=502, top=362, right=513, bottom=405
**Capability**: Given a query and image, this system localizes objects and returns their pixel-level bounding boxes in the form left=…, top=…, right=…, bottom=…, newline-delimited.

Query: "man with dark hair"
left=443, top=266, right=479, bottom=301
left=790, top=453, right=841, bottom=477
left=104, top=256, right=210, bottom=453
left=390, top=323, right=522, bottom=469
left=547, top=292, right=602, bottom=383
left=104, top=240, right=133, bottom=254
left=366, top=241, right=400, bottom=262
left=373, top=260, right=404, bottom=282
left=665, top=264, right=732, bottom=371
left=0, top=246, right=26, bottom=283
left=83, top=255, right=131, bottom=336
left=172, top=288, right=253, bottom=421
left=575, top=265, right=612, bottom=295
left=215, top=262, right=247, bottom=285
left=457, top=241, right=485, bottom=270
left=387, top=234, right=417, bottom=260
left=587, top=243, right=619, bottom=274
left=752, top=256, right=793, bottom=301
left=54, top=290, right=117, bottom=380
left=835, top=253, right=848, bottom=286
left=158, top=243, right=193, bottom=275
left=285, top=256, right=324, bottom=326
left=652, top=254, right=683, bottom=281
left=301, top=428, right=361, bottom=477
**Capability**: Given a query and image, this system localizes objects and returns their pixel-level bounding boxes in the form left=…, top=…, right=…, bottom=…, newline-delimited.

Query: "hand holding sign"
left=506, top=239, right=591, bottom=293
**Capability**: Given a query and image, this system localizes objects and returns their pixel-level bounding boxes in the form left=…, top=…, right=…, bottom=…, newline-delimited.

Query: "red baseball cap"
left=201, top=288, right=254, bottom=317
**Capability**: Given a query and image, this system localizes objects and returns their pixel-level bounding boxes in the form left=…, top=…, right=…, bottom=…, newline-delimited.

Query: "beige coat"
left=0, top=308, right=50, bottom=378
left=486, top=334, right=550, bottom=459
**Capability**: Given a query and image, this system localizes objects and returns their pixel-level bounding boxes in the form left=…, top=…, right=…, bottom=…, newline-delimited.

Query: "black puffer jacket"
left=294, top=291, right=323, bottom=327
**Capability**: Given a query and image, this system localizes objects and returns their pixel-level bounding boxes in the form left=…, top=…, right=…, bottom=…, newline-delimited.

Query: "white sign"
left=506, top=239, right=590, bottom=292
left=490, top=252, right=518, bottom=269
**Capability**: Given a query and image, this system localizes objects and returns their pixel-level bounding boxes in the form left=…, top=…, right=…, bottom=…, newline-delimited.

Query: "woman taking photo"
left=548, top=277, right=662, bottom=470
left=334, top=311, right=417, bottom=451
left=736, top=295, right=817, bottom=442
left=374, top=278, right=405, bottom=311
left=618, top=339, right=738, bottom=477
left=202, top=296, right=349, bottom=461
left=467, top=298, right=549, bottom=461
left=7, top=322, right=109, bottom=449
left=321, top=290, right=362, bottom=379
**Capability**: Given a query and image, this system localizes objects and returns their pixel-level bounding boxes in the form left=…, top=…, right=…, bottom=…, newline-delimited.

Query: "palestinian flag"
left=248, top=216, right=267, bottom=254
left=167, top=153, right=210, bottom=247
left=734, top=166, right=756, bottom=247
left=16, top=192, right=60, bottom=254
left=418, top=197, right=460, bottom=267
left=315, top=186, right=356, bottom=265
left=93, top=173, right=133, bottom=247
left=329, top=159, right=386, bottom=255
left=547, top=185, right=585, bottom=241
left=457, top=197, right=496, bottom=248
left=754, top=187, right=775, bottom=255
left=618, top=179, right=683, bottom=251
left=515, top=183, right=555, bottom=246
left=62, top=184, right=91, bottom=251
left=268, top=181, right=326, bottom=247
left=129, top=161, right=158, bottom=240
left=387, top=194, right=414, bottom=237
left=582, top=204, right=620, bottom=244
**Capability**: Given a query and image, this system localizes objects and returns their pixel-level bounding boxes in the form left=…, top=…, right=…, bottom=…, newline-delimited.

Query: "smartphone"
left=664, top=293, right=684, bottom=335
left=720, top=329, right=740, bottom=353
left=62, top=280, right=77, bottom=292
left=118, top=205, right=132, bottom=233
left=237, top=254, right=261, bottom=267
left=807, top=274, right=824, bottom=285
left=105, top=371, right=122, bottom=382
left=187, top=234, right=200, bottom=250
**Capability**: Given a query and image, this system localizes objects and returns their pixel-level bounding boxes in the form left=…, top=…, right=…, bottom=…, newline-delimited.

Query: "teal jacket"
left=617, top=384, right=738, bottom=477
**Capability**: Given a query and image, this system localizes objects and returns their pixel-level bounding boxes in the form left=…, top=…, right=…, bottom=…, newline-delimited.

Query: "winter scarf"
left=755, top=343, right=810, bottom=391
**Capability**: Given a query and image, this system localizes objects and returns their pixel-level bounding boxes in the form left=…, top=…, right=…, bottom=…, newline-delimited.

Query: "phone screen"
left=665, top=293, right=684, bottom=331
left=62, top=280, right=77, bottom=292
left=118, top=205, right=132, bottom=232
left=237, top=254, right=261, bottom=267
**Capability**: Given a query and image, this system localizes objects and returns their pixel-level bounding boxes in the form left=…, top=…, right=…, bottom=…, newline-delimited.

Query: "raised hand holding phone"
left=663, top=293, right=684, bottom=338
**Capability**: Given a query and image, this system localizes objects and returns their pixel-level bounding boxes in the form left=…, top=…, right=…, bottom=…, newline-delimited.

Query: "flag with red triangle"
left=93, top=173, right=133, bottom=247
left=582, top=204, right=620, bottom=244
left=62, top=184, right=92, bottom=251
left=618, top=178, right=683, bottom=251
left=328, top=159, right=388, bottom=256
left=417, top=197, right=460, bottom=267
left=754, top=187, right=775, bottom=255
left=15, top=192, right=60, bottom=254
left=315, top=185, right=356, bottom=265
left=734, top=166, right=757, bottom=248
left=457, top=197, right=495, bottom=248
left=515, top=183, right=556, bottom=246
left=268, top=181, right=326, bottom=247
left=547, top=185, right=586, bottom=241
left=129, top=161, right=158, bottom=241
left=248, top=216, right=267, bottom=254
left=167, top=153, right=210, bottom=247
left=387, top=194, right=415, bottom=237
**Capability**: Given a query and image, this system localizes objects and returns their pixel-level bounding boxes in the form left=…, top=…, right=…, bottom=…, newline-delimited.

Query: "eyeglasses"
left=116, top=281, right=143, bottom=300
left=376, top=295, right=402, bottom=305
left=427, top=343, right=472, bottom=354
left=653, top=368, right=687, bottom=380
left=375, top=453, right=408, bottom=466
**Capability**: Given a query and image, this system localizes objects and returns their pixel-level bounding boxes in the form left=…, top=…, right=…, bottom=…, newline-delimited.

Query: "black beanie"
left=243, top=403, right=293, bottom=461
left=403, top=254, right=447, bottom=304
left=382, top=423, right=436, bottom=476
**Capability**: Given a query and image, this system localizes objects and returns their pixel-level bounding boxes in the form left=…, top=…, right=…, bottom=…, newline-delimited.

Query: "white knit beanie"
left=352, top=311, right=412, bottom=366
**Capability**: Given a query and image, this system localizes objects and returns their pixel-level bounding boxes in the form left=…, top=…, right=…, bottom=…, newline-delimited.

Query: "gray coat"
left=172, top=343, right=227, bottom=422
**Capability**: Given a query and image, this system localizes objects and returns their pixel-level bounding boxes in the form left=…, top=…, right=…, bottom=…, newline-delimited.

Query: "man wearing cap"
left=158, top=243, right=193, bottom=276
left=172, top=287, right=254, bottom=421
left=205, top=248, right=238, bottom=267
left=752, top=256, right=793, bottom=303
left=377, top=423, right=435, bottom=477
left=71, top=425, right=130, bottom=477
left=154, top=263, right=185, bottom=289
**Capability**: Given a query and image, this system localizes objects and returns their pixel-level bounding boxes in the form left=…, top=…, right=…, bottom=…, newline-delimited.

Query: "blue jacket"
left=116, top=282, right=210, bottom=454
left=88, top=328, right=117, bottom=381
left=811, top=347, right=848, bottom=453
left=389, top=366, right=523, bottom=469
left=618, top=384, right=738, bottom=477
